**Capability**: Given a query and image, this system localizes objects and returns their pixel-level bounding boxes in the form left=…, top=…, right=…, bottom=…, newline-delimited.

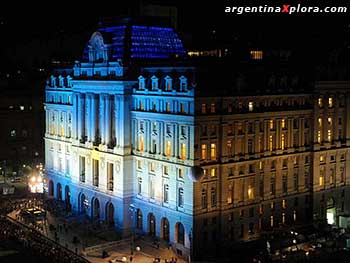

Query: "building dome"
left=83, top=17, right=186, bottom=62
left=188, top=166, right=204, bottom=182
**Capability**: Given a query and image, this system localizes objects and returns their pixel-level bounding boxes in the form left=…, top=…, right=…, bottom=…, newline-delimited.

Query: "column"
left=114, top=95, right=120, bottom=147
left=45, top=110, right=50, bottom=134
left=300, top=118, right=305, bottom=146
left=99, top=94, right=105, bottom=144
left=174, top=123, right=178, bottom=157
left=85, top=94, right=91, bottom=142
left=72, top=94, right=78, bottom=139
left=105, top=95, right=111, bottom=145
left=91, top=94, right=96, bottom=143
left=160, top=121, right=164, bottom=155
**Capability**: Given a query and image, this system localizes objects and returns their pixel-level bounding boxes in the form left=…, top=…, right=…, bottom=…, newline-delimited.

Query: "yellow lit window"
left=317, top=130, right=321, bottom=143
left=281, top=134, right=285, bottom=150
left=282, top=213, right=286, bottom=224
left=269, top=120, right=274, bottom=130
left=201, top=144, right=207, bottom=160
left=210, top=103, right=215, bottom=113
left=328, top=117, right=332, bottom=125
left=270, top=215, right=274, bottom=227
left=227, top=185, right=233, bottom=204
left=248, top=185, right=254, bottom=200
left=201, top=104, right=206, bottom=114
left=59, top=126, right=64, bottom=137
left=139, top=101, right=144, bottom=110
left=210, top=143, right=216, bottom=160
left=166, top=141, right=171, bottom=157
left=210, top=168, right=216, bottom=177
left=318, top=118, right=322, bottom=127
left=139, top=137, right=144, bottom=152
left=248, top=101, right=254, bottom=112
left=293, top=210, right=297, bottom=222
left=178, top=168, right=183, bottom=179
left=181, top=143, right=186, bottom=160
left=227, top=140, right=232, bottom=152
left=269, top=135, right=273, bottom=151
left=150, top=162, right=155, bottom=172
left=259, top=161, right=263, bottom=170
left=318, top=98, right=323, bottom=107
left=320, top=155, right=324, bottom=162
left=327, top=129, right=332, bottom=141
left=319, top=175, right=324, bottom=186
left=137, top=160, right=142, bottom=170
left=250, top=50, right=263, bottom=60
left=281, top=119, right=286, bottom=129
left=328, top=97, right=333, bottom=108
left=282, top=199, right=286, bottom=209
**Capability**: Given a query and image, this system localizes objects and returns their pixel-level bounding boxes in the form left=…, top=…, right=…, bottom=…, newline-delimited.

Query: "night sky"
left=1, top=0, right=350, bottom=71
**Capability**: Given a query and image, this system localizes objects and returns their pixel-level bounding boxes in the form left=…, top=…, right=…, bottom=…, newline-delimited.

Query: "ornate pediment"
left=88, top=32, right=109, bottom=62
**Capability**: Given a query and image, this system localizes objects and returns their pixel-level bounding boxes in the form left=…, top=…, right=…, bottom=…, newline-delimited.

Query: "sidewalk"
left=8, top=209, right=186, bottom=263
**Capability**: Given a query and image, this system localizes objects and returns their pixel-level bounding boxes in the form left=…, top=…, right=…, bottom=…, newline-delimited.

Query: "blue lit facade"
left=45, top=20, right=194, bottom=259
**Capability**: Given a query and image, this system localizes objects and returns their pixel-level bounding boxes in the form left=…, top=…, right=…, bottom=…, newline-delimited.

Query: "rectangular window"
left=318, top=98, right=323, bottom=107
left=180, top=103, right=185, bottom=113
left=269, top=135, right=273, bottom=151
left=210, top=143, right=216, bottom=160
left=66, top=159, right=70, bottom=174
left=227, top=140, right=232, bottom=156
left=201, top=104, right=206, bottom=114
left=107, top=162, right=114, bottom=191
left=137, top=160, right=142, bottom=170
left=181, top=143, right=186, bottom=160
left=166, top=102, right=171, bottom=113
left=166, top=141, right=171, bottom=157
left=281, top=119, right=286, bottom=129
left=150, top=179, right=155, bottom=199
left=210, top=103, right=215, bottom=113
left=269, top=120, right=274, bottom=130
left=317, top=130, right=321, bottom=143
left=211, top=168, right=216, bottom=177
left=201, top=144, right=207, bottom=159
left=211, top=188, right=216, bottom=207
left=227, top=185, right=233, bottom=204
left=328, top=97, right=333, bottom=108
left=163, top=165, right=168, bottom=175
left=139, top=136, right=144, bottom=152
left=327, top=129, right=332, bottom=141
left=248, top=101, right=254, bottom=112
left=92, top=159, right=99, bottom=187
left=137, top=177, right=142, bottom=194
left=247, top=185, right=254, bottom=200
left=281, top=134, right=285, bottom=150
left=178, top=188, right=184, bottom=207
left=79, top=156, right=85, bottom=182
left=150, top=162, right=155, bottom=173
left=163, top=184, right=169, bottom=203
left=178, top=168, right=184, bottom=179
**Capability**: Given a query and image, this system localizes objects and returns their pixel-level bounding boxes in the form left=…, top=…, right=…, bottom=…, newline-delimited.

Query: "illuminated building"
left=45, top=18, right=350, bottom=261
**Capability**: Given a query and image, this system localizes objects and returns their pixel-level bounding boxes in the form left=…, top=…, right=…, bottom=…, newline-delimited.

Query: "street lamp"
left=129, top=203, right=136, bottom=255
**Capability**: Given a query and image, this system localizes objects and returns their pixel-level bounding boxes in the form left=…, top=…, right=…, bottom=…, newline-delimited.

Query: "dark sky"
left=1, top=0, right=350, bottom=70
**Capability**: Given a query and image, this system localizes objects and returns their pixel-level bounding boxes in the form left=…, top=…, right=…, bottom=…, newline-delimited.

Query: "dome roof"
left=82, top=17, right=186, bottom=62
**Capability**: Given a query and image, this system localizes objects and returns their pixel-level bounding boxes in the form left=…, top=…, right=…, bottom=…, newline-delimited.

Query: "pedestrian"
left=130, top=256, right=133, bottom=262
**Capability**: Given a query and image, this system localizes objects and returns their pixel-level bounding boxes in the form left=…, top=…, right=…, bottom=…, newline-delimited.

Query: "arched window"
left=136, top=209, right=143, bottom=229
left=176, top=222, right=185, bottom=245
